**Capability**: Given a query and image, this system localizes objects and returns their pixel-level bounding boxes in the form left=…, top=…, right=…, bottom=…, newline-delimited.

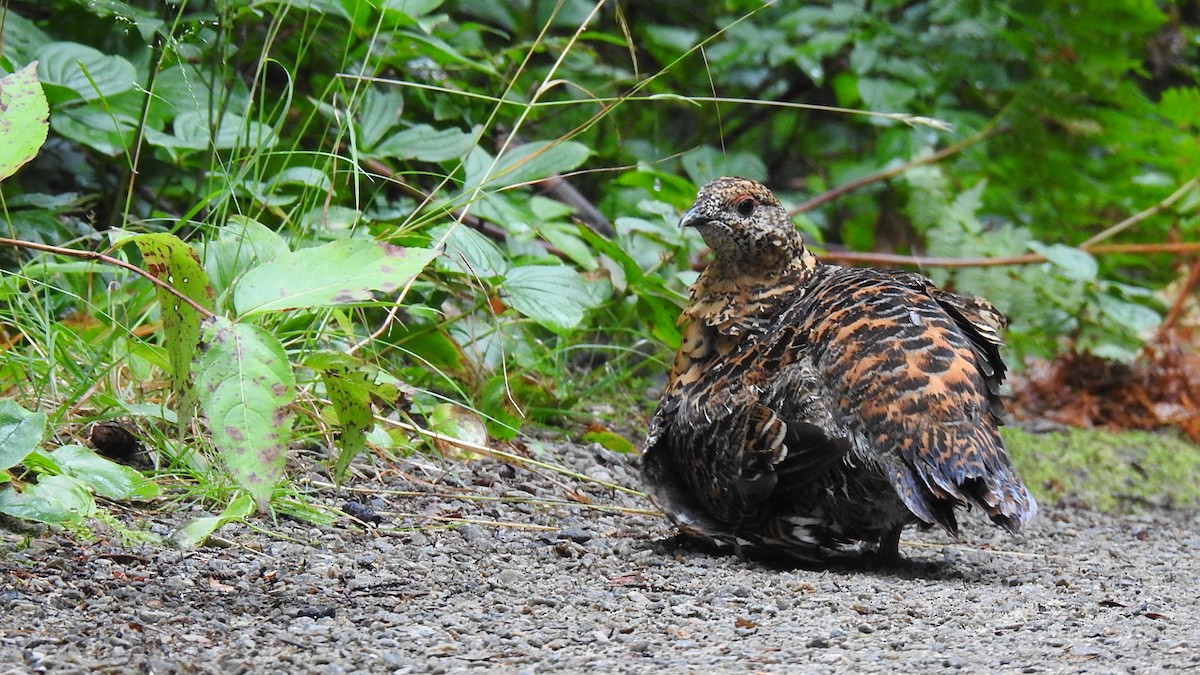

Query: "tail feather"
left=894, top=425, right=1037, bottom=536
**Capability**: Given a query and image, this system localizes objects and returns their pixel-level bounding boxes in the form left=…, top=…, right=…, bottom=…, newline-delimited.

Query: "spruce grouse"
left=641, top=177, right=1037, bottom=563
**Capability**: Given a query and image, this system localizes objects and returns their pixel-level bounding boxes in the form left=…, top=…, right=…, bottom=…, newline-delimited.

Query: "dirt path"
left=3, top=441, right=1198, bottom=673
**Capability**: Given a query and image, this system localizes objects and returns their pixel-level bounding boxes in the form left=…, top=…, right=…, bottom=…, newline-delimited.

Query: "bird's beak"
left=679, top=206, right=704, bottom=229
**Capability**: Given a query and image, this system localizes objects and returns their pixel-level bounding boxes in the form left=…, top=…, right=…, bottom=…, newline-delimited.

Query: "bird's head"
left=680, top=177, right=813, bottom=273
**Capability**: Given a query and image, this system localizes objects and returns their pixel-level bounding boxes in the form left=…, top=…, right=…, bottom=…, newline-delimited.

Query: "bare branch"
left=0, top=236, right=217, bottom=319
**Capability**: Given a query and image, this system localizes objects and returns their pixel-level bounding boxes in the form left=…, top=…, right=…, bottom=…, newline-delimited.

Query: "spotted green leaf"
left=194, top=317, right=295, bottom=510
left=0, top=63, right=50, bottom=182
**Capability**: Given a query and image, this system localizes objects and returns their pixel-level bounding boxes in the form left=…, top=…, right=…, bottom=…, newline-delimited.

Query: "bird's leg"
left=875, top=525, right=904, bottom=564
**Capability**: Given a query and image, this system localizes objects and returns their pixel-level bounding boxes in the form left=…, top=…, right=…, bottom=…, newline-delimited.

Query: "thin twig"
left=1080, top=174, right=1200, bottom=247
left=1156, top=257, right=1200, bottom=339
left=791, top=125, right=1004, bottom=215
left=377, top=416, right=647, bottom=498
left=820, top=241, right=1200, bottom=269
left=0, top=236, right=217, bottom=319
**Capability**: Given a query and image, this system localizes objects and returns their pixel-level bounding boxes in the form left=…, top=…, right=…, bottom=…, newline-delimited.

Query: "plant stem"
left=1079, top=174, right=1200, bottom=247
left=791, top=125, right=1004, bottom=215
left=820, top=241, right=1200, bottom=268
left=0, top=236, right=217, bottom=319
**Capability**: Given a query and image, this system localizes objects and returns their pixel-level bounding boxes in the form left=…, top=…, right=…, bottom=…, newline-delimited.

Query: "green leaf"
left=538, top=224, right=598, bottom=271
left=0, top=474, right=96, bottom=524
left=355, top=87, right=404, bottom=152
left=37, top=42, right=136, bottom=102
left=0, top=400, right=46, bottom=471
left=194, top=317, right=296, bottom=509
left=680, top=146, right=768, bottom=185
left=1158, top=87, right=1200, bottom=128
left=305, top=352, right=376, bottom=480
left=0, top=12, right=52, bottom=66
left=48, top=444, right=159, bottom=501
left=581, top=429, right=636, bottom=454
left=269, top=166, right=332, bottom=192
left=430, top=223, right=508, bottom=278
left=466, top=140, right=591, bottom=191
left=382, top=0, right=443, bottom=19
left=1030, top=242, right=1098, bottom=282
left=0, top=63, right=50, bottom=182
left=128, top=232, right=217, bottom=428
left=70, top=0, right=164, bottom=41
left=261, top=0, right=350, bottom=19
left=857, top=77, right=916, bottom=112
left=50, top=105, right=138, bottom=156
left=503, top=264, right=596, bottom=334
left=201, top=216, right=291, bottom=310
left=234, top=239, right=437, bottom=316
left=576, top=224, right=643, bottom=292
left=169, top=492, right=255, bottom=549
left=1094, top=294, right=1161, bottom=335
left=428, top=403, right=488, bottom=452
left=171, top=110, right=278, bottom=151
left=373, top=124, right=476, bottom=162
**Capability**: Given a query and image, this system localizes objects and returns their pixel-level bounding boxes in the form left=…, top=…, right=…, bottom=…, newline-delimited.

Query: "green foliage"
left=194, top=317, right=296, bottom=510
left=0, top=400, right=46, bottom=472
left=1, top=400, right=158, bottom=525
left=232, top=239, right=437, bottom=316
left=1, top=0, right=1196, bottom=534
left=124, top=231, right=216, bottom=427
left=169, top=492, right=255, bottom=549
left=0, top=63, right=49, bottom=181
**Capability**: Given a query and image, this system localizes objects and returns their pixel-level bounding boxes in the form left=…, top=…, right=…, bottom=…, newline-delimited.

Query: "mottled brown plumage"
left=642, top=177, right=1036, bottom=563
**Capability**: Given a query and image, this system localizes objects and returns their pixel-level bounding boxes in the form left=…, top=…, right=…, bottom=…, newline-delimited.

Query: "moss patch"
left=1003, top=427, right=1200, bottom=512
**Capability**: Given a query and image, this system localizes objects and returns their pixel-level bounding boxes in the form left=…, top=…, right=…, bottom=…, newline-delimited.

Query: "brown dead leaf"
left=1010, top=330, right=1200, bottom=443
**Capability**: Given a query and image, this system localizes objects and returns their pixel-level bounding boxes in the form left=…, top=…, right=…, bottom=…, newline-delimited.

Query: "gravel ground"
left=2, top=440, right=1198, bottom=674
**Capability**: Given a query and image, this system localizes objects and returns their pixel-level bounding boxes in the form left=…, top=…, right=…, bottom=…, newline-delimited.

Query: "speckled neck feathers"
left=679, top=176, right=817, bottom=337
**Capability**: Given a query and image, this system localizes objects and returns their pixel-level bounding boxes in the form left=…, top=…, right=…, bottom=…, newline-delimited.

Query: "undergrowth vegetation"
left=1, top=0, right=1197, bottom=536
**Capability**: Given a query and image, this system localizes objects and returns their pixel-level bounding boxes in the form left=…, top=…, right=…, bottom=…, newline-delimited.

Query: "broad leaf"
left=1030, top=242, right=1098, bottom=282
left=355, top=87, right=404, bottom=152
left=681, top=146, right=768, bottom=185
left=169, top=492, right=255, bottom=549
left=180, top=110, right=277, bottom=150
left=194, top=317, right=296, bottom=509
left=48, top=444, right=160, bottom=501
left=0, top=400, right=46, bottom=471
left=430, top=223, right=508, bottom=278
left=373, top=124, right=476, bottom=162
left=37, top=42, right=136, bottom=101
left=234, top=239, right=437, bottom=316
left=0, top=474, right=96, bottom=524
left=503, top=264, right=596, bottom=334
left=51, top=105, right=138, bottom=156
left=0, top=63, right=50, bottom=182
left=464, top=140, right=591, bottom=191
left=201, top=216, right=291, bottom=310
left=129, top=233, right=217, bottom=427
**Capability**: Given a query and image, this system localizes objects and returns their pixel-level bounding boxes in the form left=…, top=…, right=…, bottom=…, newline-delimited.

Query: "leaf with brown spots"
left=194, top=317, right=295, bottom=510
left=129, top=233, right=217, bottom=428
left=305, top=351, right=382, bottom=480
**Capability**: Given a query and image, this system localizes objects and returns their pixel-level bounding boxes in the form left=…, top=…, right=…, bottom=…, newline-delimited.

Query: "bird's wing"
left=642, top=329, right=850, bottom=535
left=794, top=267, right=1035, bottom=535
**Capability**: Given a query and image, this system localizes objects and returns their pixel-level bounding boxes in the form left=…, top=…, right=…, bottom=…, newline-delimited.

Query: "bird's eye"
left=733, top=196, right=757, bottom=217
